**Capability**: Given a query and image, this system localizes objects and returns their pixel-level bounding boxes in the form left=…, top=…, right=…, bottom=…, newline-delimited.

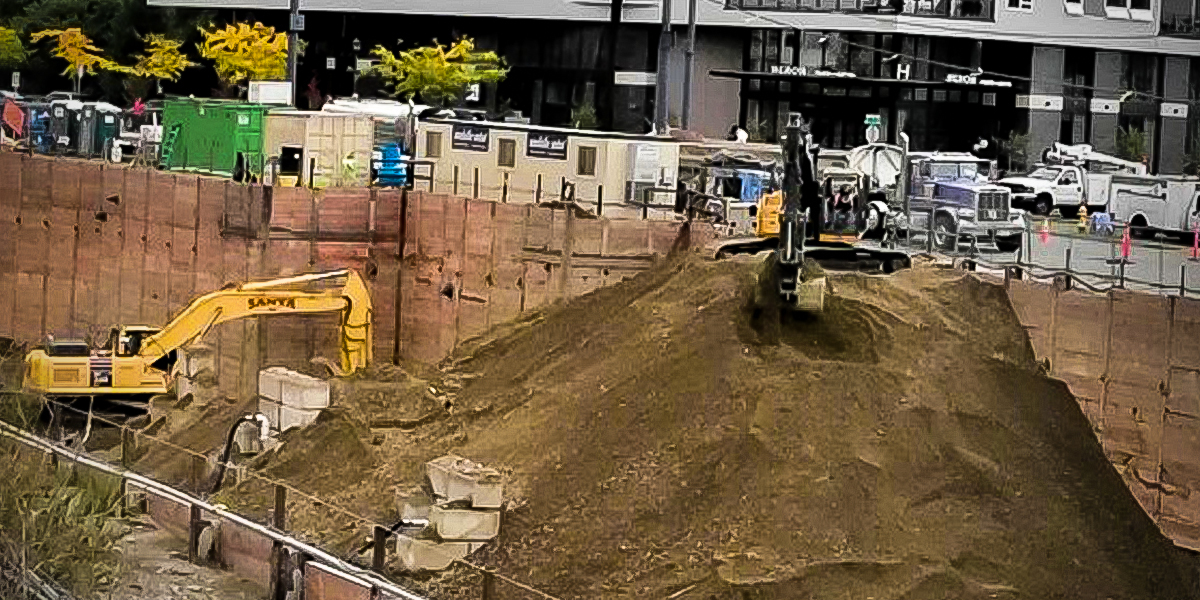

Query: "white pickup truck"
left=997, top=143, right=1146, bottom=218
left=1108, top=178, right=1200, bottom=239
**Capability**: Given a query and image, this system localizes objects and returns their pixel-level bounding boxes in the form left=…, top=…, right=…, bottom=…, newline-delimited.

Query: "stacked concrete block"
left=258, top=367, right=331, bottom=433
left=394, top=455, right=504, bottom=572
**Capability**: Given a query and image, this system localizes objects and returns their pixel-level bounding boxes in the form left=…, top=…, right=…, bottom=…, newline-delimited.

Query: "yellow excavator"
left=22, top=269, right=373, bottom=406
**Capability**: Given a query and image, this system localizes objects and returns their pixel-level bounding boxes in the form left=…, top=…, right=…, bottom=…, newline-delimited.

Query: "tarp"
left=2, top=100, right=23, bottom=137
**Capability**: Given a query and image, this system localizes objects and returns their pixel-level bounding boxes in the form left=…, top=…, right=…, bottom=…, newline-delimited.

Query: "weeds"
left=0, top=401, right=128, bottom=596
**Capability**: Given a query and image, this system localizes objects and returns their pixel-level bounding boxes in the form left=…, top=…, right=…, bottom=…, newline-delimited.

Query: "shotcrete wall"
left=0, top=152, right=708, bottom=398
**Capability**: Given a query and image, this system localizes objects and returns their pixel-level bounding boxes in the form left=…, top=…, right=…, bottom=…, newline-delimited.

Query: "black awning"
left=708, top=69, right=1016, bottom=91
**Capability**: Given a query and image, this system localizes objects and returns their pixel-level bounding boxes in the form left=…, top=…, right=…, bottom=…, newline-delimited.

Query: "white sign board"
left=326, top=57, right=336, bottom=70
left=291, top=14, right=305, bottom=31
left=632, top=144, right=661, bottom=182
left=614, top=71, right=656, bottom=86
left=11, top=72, right=18, bottom=90
left=465, top=84, right=480, bottom=102
left=356, top=59, right=375, bottom=72
left=248, top=81, right=293, bottom=105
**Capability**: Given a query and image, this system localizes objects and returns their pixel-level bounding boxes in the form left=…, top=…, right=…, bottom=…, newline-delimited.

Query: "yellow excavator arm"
left=141, top=269, right=373, bottom=376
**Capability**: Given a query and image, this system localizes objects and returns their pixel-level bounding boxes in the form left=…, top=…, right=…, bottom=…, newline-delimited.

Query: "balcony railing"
left=727, top=0, right=995, bottom=21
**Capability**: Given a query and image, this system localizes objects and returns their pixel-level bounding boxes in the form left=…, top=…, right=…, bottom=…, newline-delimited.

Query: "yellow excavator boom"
left=22, top=269, right=373, bottom=400
left=141, top=269, right=373, bottom=376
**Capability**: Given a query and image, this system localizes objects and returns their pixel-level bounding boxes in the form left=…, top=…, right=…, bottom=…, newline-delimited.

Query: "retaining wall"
left=0, top=152, right=708, bottom=396
left=1007, top=278, right=1200, bottom=551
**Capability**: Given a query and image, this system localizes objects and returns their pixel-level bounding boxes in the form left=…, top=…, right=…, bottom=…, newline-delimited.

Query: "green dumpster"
left=161, top=98, right=270, bottom=180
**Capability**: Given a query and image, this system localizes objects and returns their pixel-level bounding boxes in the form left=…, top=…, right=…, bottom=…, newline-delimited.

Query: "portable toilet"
left=24, top=102, right=53, bottom=154
left=263, top=109, right=374, bottom=188
left=48, top=99, right=82, bottom=154
left=162, top=97, right=270, bottom=180
left=89, top=103, right=122, bottom=158
left=374, top=142, right=408, bottom=188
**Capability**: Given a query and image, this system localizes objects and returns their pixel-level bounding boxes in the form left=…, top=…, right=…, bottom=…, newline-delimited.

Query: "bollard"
left=482, top=568, right=497, bottom=600
left=473, top=167, right=480, bottom=199
left=597, top=184, right=604, bottom=216
left=1182, top=264, right=1188, bottom=297
left=120, top=426, right=131, bottom=468
left=502, top=173, right=509, bottom=203
left=1119, top=260, right=1126, bottom=289
left=453, top=165, right=460, bottom=196
left=273, top=484, right=287, bottom=530
left=536, top=174, right=543, bottom=204
left=1065, top=247, right=1072, bottom=273
left=372, top=526, right=388, bottom=572
left=188, top=504, right=203, bottom=563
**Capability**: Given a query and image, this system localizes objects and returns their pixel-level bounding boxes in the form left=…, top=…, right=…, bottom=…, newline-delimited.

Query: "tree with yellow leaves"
left=30, top=28, right=120, bottom=94
left=197, top=22, right=288, bottom=95
left=121, top=34, right=196, bottom=101
left=370, top=37, right=507, bottom=107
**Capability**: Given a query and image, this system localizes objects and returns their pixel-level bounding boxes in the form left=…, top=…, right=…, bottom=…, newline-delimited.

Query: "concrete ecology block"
left=394, top=534, right=486, bottom=572
left=428, top=505, right=501, bottom=541
left=259, top=397, right=323, bottom=433
left=425, top=455, right=503, bottom=509
left=258, top=367, right=331, bottom=410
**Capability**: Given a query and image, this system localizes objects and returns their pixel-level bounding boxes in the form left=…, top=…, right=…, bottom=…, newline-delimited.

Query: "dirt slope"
left=220, top=255, right=1200, bottom=599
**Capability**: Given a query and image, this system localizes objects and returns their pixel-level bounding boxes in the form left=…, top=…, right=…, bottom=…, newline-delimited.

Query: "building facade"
left=149, top=0, right=1200, bottom=172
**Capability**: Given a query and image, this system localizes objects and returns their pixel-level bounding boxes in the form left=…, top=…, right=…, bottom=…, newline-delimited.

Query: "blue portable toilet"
left=373, top=141, right=408, bottom=188
left=26, top=103, right=53, bottom=154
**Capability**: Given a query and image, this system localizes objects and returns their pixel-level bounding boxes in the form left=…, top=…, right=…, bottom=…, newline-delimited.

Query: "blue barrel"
left=373, top=142, right=408, bottom=188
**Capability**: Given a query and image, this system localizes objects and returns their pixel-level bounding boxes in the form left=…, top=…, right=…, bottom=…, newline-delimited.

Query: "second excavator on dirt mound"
left=711, top=113, right=912, bottom=314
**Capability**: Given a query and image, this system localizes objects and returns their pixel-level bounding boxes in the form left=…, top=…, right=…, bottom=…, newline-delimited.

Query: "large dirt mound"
left=228, top=255, right=1200, bottom=599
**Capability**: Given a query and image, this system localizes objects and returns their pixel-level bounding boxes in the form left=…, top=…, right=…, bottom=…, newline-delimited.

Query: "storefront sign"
left=945, top=73, right=1013, bottom=87
left=452, top=124, right=490, bottom=152
left=769, top=65, right=857, bottom=78
left=527, top=132, right=568, bottom=160
left=614, top=71, right=657, bottom=86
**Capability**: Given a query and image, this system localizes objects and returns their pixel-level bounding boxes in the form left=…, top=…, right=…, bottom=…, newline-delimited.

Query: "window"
left=498, top=139, right=516, bottom=168
left=577, top=146, right=597, bottom=176
left=1106, top=0, right=1150, bottom=18
left=1006, top=0, right=1032, bottom=11
left=1060, top=171, right=1079, bottom=185
left=279, top=146, right=303, bottom=176
left=425, top=132, right=442, bottom=158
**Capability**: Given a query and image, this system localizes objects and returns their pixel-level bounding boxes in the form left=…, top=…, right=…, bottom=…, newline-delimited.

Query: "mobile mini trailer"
left=414, top=119, right=680, bottom=211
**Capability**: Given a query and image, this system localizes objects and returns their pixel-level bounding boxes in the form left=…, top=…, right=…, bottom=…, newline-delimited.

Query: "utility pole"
left=681, top=0, right=697, bottom=130
left=288, top=0, right=301, bottom=106
left=654, top=0, right=672, bottom=134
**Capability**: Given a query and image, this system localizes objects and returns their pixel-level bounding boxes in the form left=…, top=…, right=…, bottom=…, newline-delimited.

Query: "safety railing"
left=880, top=213, right=1200, bottom=296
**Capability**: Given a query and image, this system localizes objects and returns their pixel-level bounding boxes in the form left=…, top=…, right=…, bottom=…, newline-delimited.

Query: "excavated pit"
left=128, top=254, right=1200, bottom=599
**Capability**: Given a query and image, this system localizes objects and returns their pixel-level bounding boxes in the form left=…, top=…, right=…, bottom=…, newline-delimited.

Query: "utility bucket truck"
left=998, top=143, right=1148, bottom=217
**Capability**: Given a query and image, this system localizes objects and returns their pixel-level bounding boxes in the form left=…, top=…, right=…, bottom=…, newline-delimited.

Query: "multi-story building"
left=149, top=0, right=1200, bottom=172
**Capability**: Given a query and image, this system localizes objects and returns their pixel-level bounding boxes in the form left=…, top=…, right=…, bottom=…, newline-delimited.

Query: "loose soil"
left=143, top=255, right=1200, bottom=599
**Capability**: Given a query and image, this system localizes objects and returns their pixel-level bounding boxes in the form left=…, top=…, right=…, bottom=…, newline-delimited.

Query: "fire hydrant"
left=1077, top=206, right=1089, bottom=232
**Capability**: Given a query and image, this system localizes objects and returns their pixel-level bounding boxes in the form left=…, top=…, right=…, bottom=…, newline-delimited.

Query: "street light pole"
left=654, top=0, right=673, bottom=134
left=681, top=0, right=697, bottom=130
left=288, top=0, right=301, bottom=106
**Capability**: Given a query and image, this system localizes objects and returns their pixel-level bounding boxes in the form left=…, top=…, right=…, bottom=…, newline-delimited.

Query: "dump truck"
left=22, top=269, right=373, bottom=408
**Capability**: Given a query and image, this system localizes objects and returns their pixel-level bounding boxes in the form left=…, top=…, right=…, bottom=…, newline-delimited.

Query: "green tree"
left=1115, top=125, right=1148, bottom=164
left=999, top=131, right=1031, bottom=173
left=370, top=37, right=507, bottom=107
left=0, top=27, right=26, bottom=69
left=6, top=0, right=211, bottom=101
left=30, top=27, right=120, bottom=93
left=572, top=100, right=598, bottom=129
